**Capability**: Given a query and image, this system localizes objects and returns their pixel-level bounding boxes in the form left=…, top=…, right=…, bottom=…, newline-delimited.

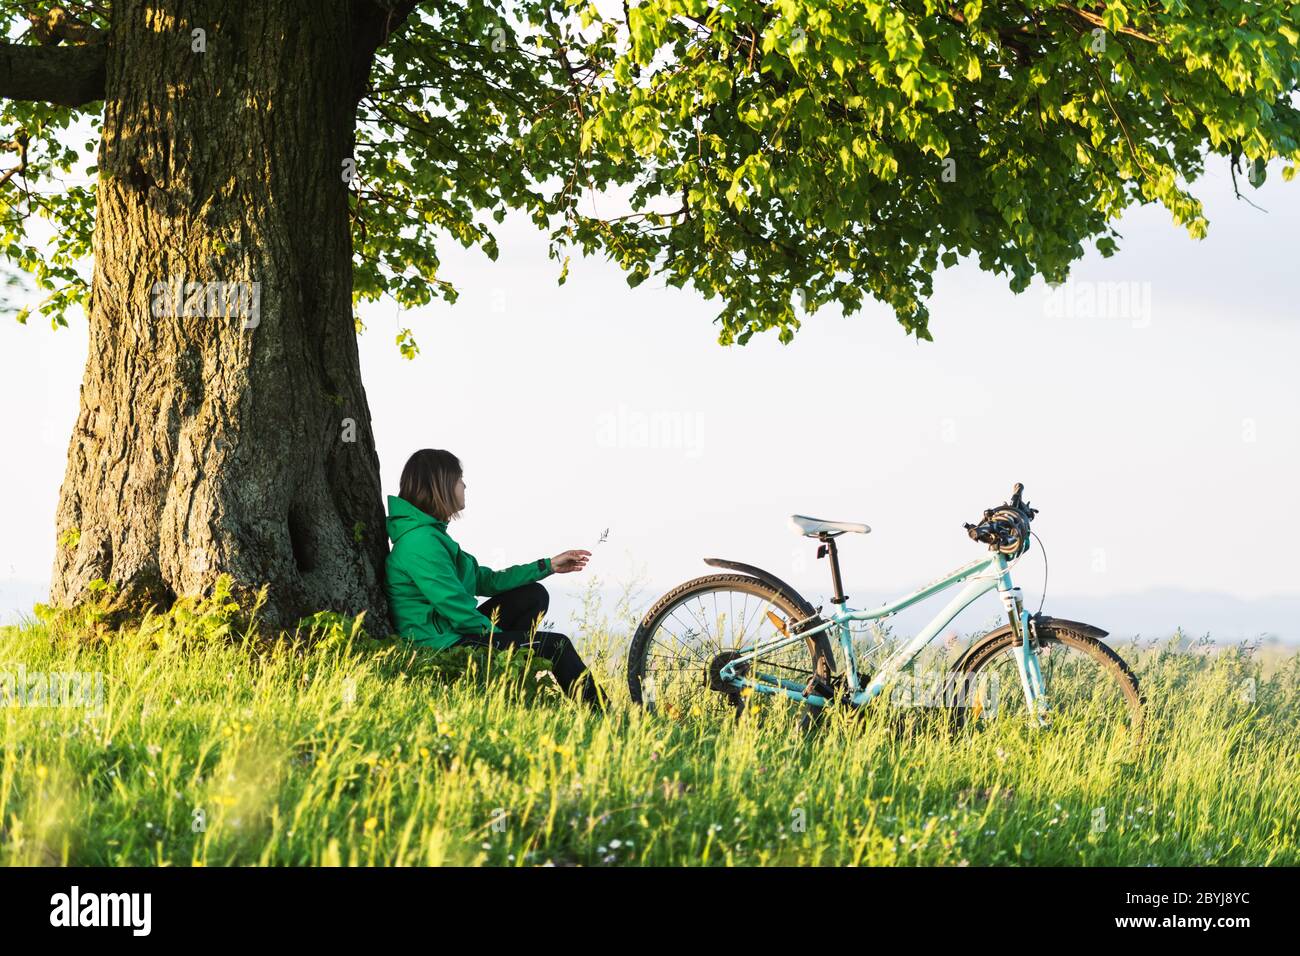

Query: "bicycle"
left=626, top=484, right=1144, bottom=744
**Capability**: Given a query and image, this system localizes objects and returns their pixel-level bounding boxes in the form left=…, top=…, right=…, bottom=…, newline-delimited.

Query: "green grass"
left=1, top=580, right=1297, bottom=866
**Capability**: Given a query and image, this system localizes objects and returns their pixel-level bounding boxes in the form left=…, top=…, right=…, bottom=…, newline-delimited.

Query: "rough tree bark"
left=45, top=1, right=405, bottom=629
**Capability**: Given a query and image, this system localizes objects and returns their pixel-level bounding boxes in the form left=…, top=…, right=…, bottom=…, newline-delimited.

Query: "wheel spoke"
left=957, top=635, right=1142, bottom=745
left=631, top=581, right=823, bottom=715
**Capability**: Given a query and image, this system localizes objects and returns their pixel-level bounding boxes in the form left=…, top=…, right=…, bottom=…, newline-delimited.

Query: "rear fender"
left=703, top=558, right=815, bottom=618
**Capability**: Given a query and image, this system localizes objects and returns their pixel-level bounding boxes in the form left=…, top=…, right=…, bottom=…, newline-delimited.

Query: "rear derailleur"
left=707, top=650, right=750, bottom=714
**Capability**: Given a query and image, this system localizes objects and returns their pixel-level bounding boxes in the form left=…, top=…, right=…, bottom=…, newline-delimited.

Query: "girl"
left=385, top=448, right=606, bottom=709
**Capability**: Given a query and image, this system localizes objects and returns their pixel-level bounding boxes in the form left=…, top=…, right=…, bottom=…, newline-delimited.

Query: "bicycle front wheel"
left=948, top=618, right=1144, bottom=750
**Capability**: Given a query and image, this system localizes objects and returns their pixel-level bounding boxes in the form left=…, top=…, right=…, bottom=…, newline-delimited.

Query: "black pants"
left=453, top=582, right=604, bottom=708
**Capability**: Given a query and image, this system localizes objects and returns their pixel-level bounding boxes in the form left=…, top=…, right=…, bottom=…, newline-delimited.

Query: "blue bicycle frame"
left=716, top=551, right=1049, bottom=719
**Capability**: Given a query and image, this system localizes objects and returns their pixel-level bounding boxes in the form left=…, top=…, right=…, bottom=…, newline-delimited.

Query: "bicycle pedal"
left=802, top=674, right=835, bottom=702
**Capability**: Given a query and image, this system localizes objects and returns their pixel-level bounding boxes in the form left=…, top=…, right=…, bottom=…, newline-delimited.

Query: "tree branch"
left=0, top=39, right=105, bottom=107
left=350, top=0, right=424, bottom=103
left=0, top=130, right=29, bottom=191
left=1058, top=4, right=1160, bottom=44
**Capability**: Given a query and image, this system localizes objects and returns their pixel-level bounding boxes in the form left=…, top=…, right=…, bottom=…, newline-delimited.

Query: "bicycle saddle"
left=789, top=515, right=871, bottom=537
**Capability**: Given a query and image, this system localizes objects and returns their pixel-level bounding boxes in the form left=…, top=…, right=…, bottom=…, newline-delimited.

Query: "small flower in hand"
left=551, top=550, right=592, bottom=573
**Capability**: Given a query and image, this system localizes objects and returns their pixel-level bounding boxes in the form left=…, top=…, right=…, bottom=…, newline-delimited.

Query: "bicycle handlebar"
left=964, top=483, right=1038, bottom=555
left=1009, top=482, right=1025, bottom=509
left=965, top=518, right=1011, bottom=546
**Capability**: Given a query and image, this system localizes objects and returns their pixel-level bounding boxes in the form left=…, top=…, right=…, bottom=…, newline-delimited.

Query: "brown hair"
left=399, top=449, right=463, bottom=521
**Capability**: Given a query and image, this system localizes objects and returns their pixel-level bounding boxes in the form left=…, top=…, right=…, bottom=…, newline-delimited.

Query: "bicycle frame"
left=716, top=550, right=1049, bottom=719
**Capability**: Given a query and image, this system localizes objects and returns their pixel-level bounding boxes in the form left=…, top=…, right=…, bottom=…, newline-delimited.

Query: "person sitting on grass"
left=385, top=448, right=607, bottom=710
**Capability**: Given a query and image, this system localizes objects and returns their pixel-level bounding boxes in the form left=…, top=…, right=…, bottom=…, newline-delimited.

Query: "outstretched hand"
left=550, top=550, right=591, bottom=573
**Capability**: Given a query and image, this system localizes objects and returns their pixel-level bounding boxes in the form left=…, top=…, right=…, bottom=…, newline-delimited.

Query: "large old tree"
left=2, top=0, right=1297, bottom=629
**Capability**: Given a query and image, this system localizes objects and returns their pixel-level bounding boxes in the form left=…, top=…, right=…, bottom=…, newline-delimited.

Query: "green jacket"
left=384, top=495, right=553, bottom=649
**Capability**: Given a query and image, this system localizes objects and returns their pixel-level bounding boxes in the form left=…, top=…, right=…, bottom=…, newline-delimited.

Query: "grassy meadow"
left=1, top=577, right=1297, bottom=866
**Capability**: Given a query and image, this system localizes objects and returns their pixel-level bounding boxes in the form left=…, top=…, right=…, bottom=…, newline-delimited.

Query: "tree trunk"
left=50, top=1, right=390, bottom=630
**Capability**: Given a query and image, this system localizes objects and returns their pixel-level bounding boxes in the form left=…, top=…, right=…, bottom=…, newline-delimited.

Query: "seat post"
left=819, top=533, right=848, bottom=605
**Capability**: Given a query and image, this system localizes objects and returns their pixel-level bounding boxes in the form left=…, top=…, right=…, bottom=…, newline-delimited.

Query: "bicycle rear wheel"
left=627, top=574, right=831, bottom=720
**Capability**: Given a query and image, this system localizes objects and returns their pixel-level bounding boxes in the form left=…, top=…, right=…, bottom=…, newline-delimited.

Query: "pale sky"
left=2, top=159, right=1297, bottom=639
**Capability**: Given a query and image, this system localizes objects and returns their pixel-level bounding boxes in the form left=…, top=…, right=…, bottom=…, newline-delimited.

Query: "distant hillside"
left=541, top=582, right=1300, bottom=646
left=4, top=577, right=1296, bottom=644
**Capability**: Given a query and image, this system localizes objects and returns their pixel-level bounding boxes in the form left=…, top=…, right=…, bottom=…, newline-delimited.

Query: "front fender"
left=951, top=615, right=1110, bottom=673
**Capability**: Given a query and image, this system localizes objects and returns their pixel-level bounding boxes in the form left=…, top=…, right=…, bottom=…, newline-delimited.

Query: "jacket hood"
left=386, top=495, right=447, bottom=544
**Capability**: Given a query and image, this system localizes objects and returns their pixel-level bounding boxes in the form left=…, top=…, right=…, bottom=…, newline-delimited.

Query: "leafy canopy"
left=2, top=0, right=1297, bottom=346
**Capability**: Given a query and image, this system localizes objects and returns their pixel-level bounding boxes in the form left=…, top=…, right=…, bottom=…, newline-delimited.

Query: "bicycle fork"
left=999, top=587, right=1050, bottom=727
